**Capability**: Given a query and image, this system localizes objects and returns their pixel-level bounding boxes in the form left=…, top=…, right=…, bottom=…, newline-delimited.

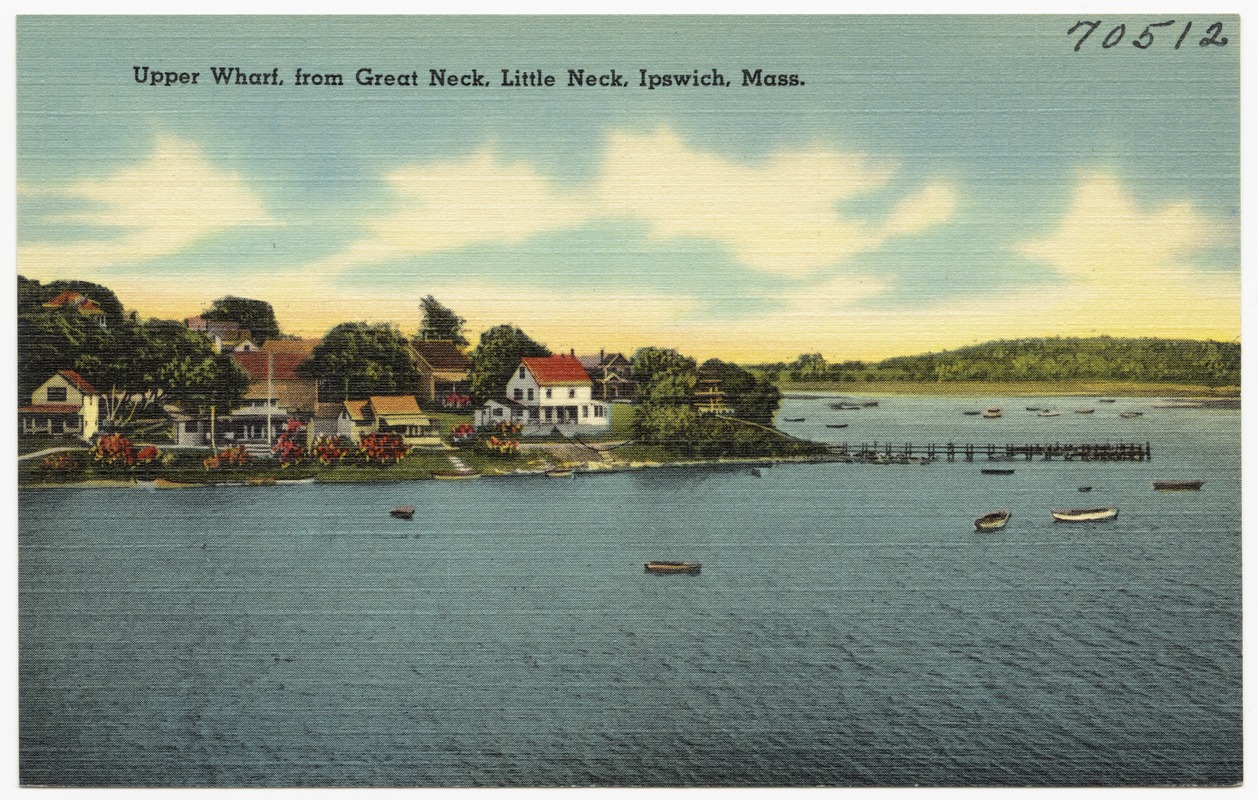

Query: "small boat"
left=832, top=403, right=862, bottom=411
left=750, top=468, right=762, bottom=478
left=644, top=561, right=701, bottom=575
left=981, top=468, right=1015, bottom=475
left=862, top=401, right=879, bottom=407
left=153, top=478, right=198, bottom=489
left=1025, top=406, right=1041, bottom=411
left=390, top=506, right=415, bottom=519
left=783, top=417, right=806, bottom=422
left=983, top=407, right=1002, bottom=419
left=546, top=467, right=574, bottom=478
left=1051, top=507, right=1119, bottom=523
left=1119, top=411, right=1144, bottom=419
left=1037, top=409, right=1060, bottom=417
left=1153, top=480, right=1205, bottom=492
left=1074, top=408, right=1095, bottom=415
left=1098, top=398, right=1117, bottom=403
left=974, top=509, right=1011, bottom=532
left=962, top=410, right=981, bottom=416
left=825, top=423, right=849, bottom=429
left=432, top=469, right=480, bottom=480
left=1078, top=486, right=1093, bottom=493
left=245, top=476, right=276, bottom=486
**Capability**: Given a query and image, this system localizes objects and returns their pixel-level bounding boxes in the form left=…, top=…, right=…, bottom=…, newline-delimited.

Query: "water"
left=19, top=395, right=1241, bottom=786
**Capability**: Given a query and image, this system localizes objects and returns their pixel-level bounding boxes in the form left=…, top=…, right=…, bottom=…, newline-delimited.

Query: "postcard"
left=15, top=14, right=1241, bottom=787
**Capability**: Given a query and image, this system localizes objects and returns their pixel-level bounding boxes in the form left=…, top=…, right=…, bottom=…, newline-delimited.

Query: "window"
left=545, top=388, right=552, bottom=399
left=568, top=389, right=576, bottom=398
left=519, top=366, right=525, bottom=378
left=582, top=405, right=589, bottom=417
left=594, top=405, right=604, bottom=418
left=514, top=388, right=523, bottom=400
left=46, top=386, right=67, bottom=402
left=186, top=420, right=199, bottom=433
left=493, top=407, right=503, bottom=417
left=527, top=389, right=534, bottom=400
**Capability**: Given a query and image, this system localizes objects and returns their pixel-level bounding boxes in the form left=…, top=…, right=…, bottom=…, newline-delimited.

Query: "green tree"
left=701, top=358, right=782, bottom=425
left=39, top=278, right=127, bottom=329
left=630, top=347, right=697, bottom=390
left=298, top=322, right=420, bottom=402
left=416, top=295, right=469, bottom=348
left=202, top=295, right=282, bottom=344
left=469, top=325, right=551, bottom=400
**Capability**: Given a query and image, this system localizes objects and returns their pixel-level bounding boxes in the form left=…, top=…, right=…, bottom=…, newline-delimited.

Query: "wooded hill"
left=767, top=337, right=1240, bottom=387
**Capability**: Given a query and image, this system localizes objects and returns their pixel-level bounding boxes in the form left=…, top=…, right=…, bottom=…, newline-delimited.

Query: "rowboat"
left=1037, top=409, right=1060, bottom=417
left=832, top=403, right=862, bottom=410
left=390, top=506, right=415, bottom=519
left=644, top=561, right=701, bottom=575
left=1153, top=480, right=1205, bottom=491
left=783, top=417, right=806, bottom=422
left=1074, top=408, right=1095, bottom=415
left=981, top=468, right=1014, bottom=475
left=1098, top=399, right=1116, bottom=403
left=546, top=467, right=574, bottom=478
left=862, top=401, right=879, bottom=407
left=962, top=411, right=981, bottom=416
left=1119, top=411, right=1143, bottom=419
left=825, top=423, right=848, bottom=428
left=1078, top=486, right=1092, bottom=492
left=432, top=469, right=480, bottom=480
left=1051, top=507, right=1118, bottom=523
left=974, top=509, right=1011, bottom=532
left=1025, top=406, right=1041, bottom=411
left=983, top=407, right=1002, bottom=419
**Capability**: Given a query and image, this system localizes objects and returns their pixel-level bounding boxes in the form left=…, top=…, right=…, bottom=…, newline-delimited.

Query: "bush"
left=450, top=423, right=476, bottom=445
left=479, top=434, right=519, bottom=458
left=272, top=419, right=306, bottom=466
left=312, top=435, right=351, bottom=465
left=205, top=445, right=251, bottom=470
left=359, top=432, right=408, bottom=464
left=91, top=433, right=136, bottom=469
left=39, top=453, right=80, bottom=474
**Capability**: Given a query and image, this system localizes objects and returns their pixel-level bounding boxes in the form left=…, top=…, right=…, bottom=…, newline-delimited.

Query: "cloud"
left=310, top=127, right=957, bottom=277
left=18, top=135, right=276, bottom=276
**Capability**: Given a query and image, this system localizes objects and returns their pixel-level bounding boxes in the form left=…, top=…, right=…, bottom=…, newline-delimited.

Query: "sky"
left=15, top=14, right=1241, bottom=363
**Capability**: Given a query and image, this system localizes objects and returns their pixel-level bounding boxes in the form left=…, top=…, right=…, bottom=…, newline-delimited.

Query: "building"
left=694, top=372, right=734, bottom=416
left=475, top=354, right=611, bottom=436
left=338, top=396, right=441, bottom=447
left=185, top=316, right=256, bottom=353
left=43, top=291, right=108, bottom=330
left=202, top=351, right=318, bottom=456
left=577, top=350, right=636, bottom=402
left=412, top=340, right=472, bottom=407
left=19, top=370, right=101, bottom=441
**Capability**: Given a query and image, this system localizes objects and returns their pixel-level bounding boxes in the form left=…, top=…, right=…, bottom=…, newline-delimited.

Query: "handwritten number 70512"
left=1068, top=20, right=1229, bottom=51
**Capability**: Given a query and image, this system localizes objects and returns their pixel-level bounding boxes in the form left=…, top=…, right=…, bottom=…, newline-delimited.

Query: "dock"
left=832, top=442, right=1152, bottom=463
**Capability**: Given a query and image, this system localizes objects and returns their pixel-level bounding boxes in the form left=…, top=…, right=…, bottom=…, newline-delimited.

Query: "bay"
left=19, top=395, right=1241, bottom=786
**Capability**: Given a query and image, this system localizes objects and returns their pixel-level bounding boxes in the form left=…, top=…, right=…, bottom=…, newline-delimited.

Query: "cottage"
left=19, top=370, right=101, bottom=441
left=43, top=291, right=108, bottom=330
left=206, top=351, right=318, bottom=456
left=475, top=354, right=610, bottom=436
left=577, top=350, right=636, bottom=402
left=412, top=340, right=473, bottom=408
left=339, top=396, right=440, bottom=447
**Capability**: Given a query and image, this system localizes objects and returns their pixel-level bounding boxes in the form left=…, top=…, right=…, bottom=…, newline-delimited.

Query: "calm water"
left=19, top=395, right=1241, bottom=786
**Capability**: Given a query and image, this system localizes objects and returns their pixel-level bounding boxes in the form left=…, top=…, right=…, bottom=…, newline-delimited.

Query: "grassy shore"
left=777, top=380, right=1240, bottom=398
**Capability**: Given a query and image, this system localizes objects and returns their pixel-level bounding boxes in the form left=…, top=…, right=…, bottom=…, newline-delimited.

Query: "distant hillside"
left=765, top=337, right=1240, bottom=387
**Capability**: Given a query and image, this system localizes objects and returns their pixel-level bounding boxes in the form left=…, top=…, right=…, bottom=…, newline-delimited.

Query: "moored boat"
left=432, top=469, right=480, bottom=480
left=644, top=561, right=701, bottom=575
left=974, top=509, right=1011, bottom=532
left=981, top=468, right=1015, bottom=475
left=1078, top=486, right=1092, bottom=492
left=546, top=467, right=574, bottom=478
left=1050, top=506, right=1118, bottom=523
left=390, top=506, right=415, bottom=519
left=983, top=407, right=1002, bottom=419
left=832, top=403, right=862, bottom=410
left=1074, top=407, right=1095, bottom=414
left=825, top=423, right=848, bottom=428
left=783, top=417, right=806, bottom=422
left=962, top=410, right=981, bottom=416
left=1119, top=411, right=1143, bottom=419
left=1098, top=398, right=1116, bottom=403
left=1037, top=409, right=1060, bottom=417
left=1153, top=480, right=1205, bottom=491
left=862, top=401, right=879, bottom=407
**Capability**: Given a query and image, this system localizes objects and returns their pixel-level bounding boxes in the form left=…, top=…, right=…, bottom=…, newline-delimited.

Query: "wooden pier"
left=832, top=441, right=1152, bottom=463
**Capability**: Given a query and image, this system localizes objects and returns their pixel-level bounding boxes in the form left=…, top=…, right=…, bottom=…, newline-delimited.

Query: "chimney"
left=570, top=348, right=575, bottom=358
left=600, top=348, right=604, bottom=362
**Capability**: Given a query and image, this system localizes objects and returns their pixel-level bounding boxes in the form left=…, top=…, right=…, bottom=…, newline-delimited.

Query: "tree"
left=469, top=325, right=550, bottom=400
left=630, top=347, right=697, bottom=390
left=298, top=322, right=420, bottom=402
left=416, top=295, right=469, bottom=348
left=201, top=295, right=281, bottom=344
left=701, top=358, right=782, bottom=425
left=40, top=279, right=127, bottom=329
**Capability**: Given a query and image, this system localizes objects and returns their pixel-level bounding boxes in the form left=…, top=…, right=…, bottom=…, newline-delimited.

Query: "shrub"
left=480, top=434, right=519, bottom=458
left=91, top=433, right=136, bottom=469
left=135, top=445, right=162, bottom=467
left=450, top=422, right=476, bottom=445
left=312, top=435, right=351, bottom=465
left=205, top=445, right=251, bottom=470
left=272, top=419, right=307, bottom=466
left=359, top=432, right=408, bottom=464
left=39, top=453, right=80, bottom=473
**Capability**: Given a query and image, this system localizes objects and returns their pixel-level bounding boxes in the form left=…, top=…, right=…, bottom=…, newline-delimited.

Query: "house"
left=204, top=351, right=318, bottom=455
left=694, top=371, right=734, bottom=416
left=43, top=291, right=107, bottom=330
left=338, top=396, right=441, bottom=447
left=577, top=349, right=636, bottom=402
left=412, top=340, right=473, bottom=408
left=475, top=354, right=611, bottom=436
left=185, top=316, right=256, bottom=353
left=19, top=370, right=101, bottom=441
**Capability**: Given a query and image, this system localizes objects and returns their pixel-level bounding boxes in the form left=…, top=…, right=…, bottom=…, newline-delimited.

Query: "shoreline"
left=777, top=381, right=1240, bottom=398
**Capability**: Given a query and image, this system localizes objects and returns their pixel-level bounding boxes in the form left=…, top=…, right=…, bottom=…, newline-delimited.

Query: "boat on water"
left=1051, top=507, right=1119, bottom=523
left=981, top=468, right=1015, bottom=475
left=1025, top=406, right=1041, bottom=411
left=1078, top=486, right=1093, bottom=493
left=1119, top=411, right=1144, bottom=419
left=153, top=478, right=199, bottom=489
left=1074, top=408, right=1095, bottom=414
left=862, top=401, right=879, bottom=407
left=783, top=417, right=806, bottom=422
left=832, top=403, right=862, bottom=410
left=1153, top=480, right=1205, bottom=491
left=962, top=410, right=981, bottom=416
left=983, top=407, right=1002, bottom=419
left=825, top=423, right=849, bottom=428
left=1037, top=409, right=1060, bottom=417
left=432, top=469, right=480, bottom=480
left=546, top=467, right=574, bottom=478
left=1098, top=398, right=1117, bottom=403
left=390, top=506, right=415, bottom=519
left=974, top=509, right=1011, bottom=532
left=644, top=561, right=701, bottom=575
left=750, top=468, right=762, bottom=478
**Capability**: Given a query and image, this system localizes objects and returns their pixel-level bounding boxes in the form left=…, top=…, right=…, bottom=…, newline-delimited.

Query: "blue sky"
left=16, top=15, right=1240, bottom=361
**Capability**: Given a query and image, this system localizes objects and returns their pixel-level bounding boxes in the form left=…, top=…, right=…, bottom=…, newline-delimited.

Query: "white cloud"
left=18, top=135, right=275, bottom=276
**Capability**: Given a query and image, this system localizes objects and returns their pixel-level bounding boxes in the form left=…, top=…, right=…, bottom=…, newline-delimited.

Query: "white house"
left=475, top=354, right=610, bottom=436
left=19, top=370, right=101, bottom=441
left=339, top=396, right=441, bottom=447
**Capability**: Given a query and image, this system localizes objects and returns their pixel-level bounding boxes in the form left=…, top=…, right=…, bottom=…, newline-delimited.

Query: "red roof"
left=57, top=369, right=97, bottom=395
left=413, top=340, right=471, bottom=372
left=232, top=351, right=308, bottom=382
left=522, top=355, right=593, bottom=386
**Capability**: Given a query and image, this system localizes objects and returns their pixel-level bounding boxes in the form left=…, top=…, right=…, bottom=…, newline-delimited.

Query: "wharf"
left=833, top=442, right=1152, bottom=463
